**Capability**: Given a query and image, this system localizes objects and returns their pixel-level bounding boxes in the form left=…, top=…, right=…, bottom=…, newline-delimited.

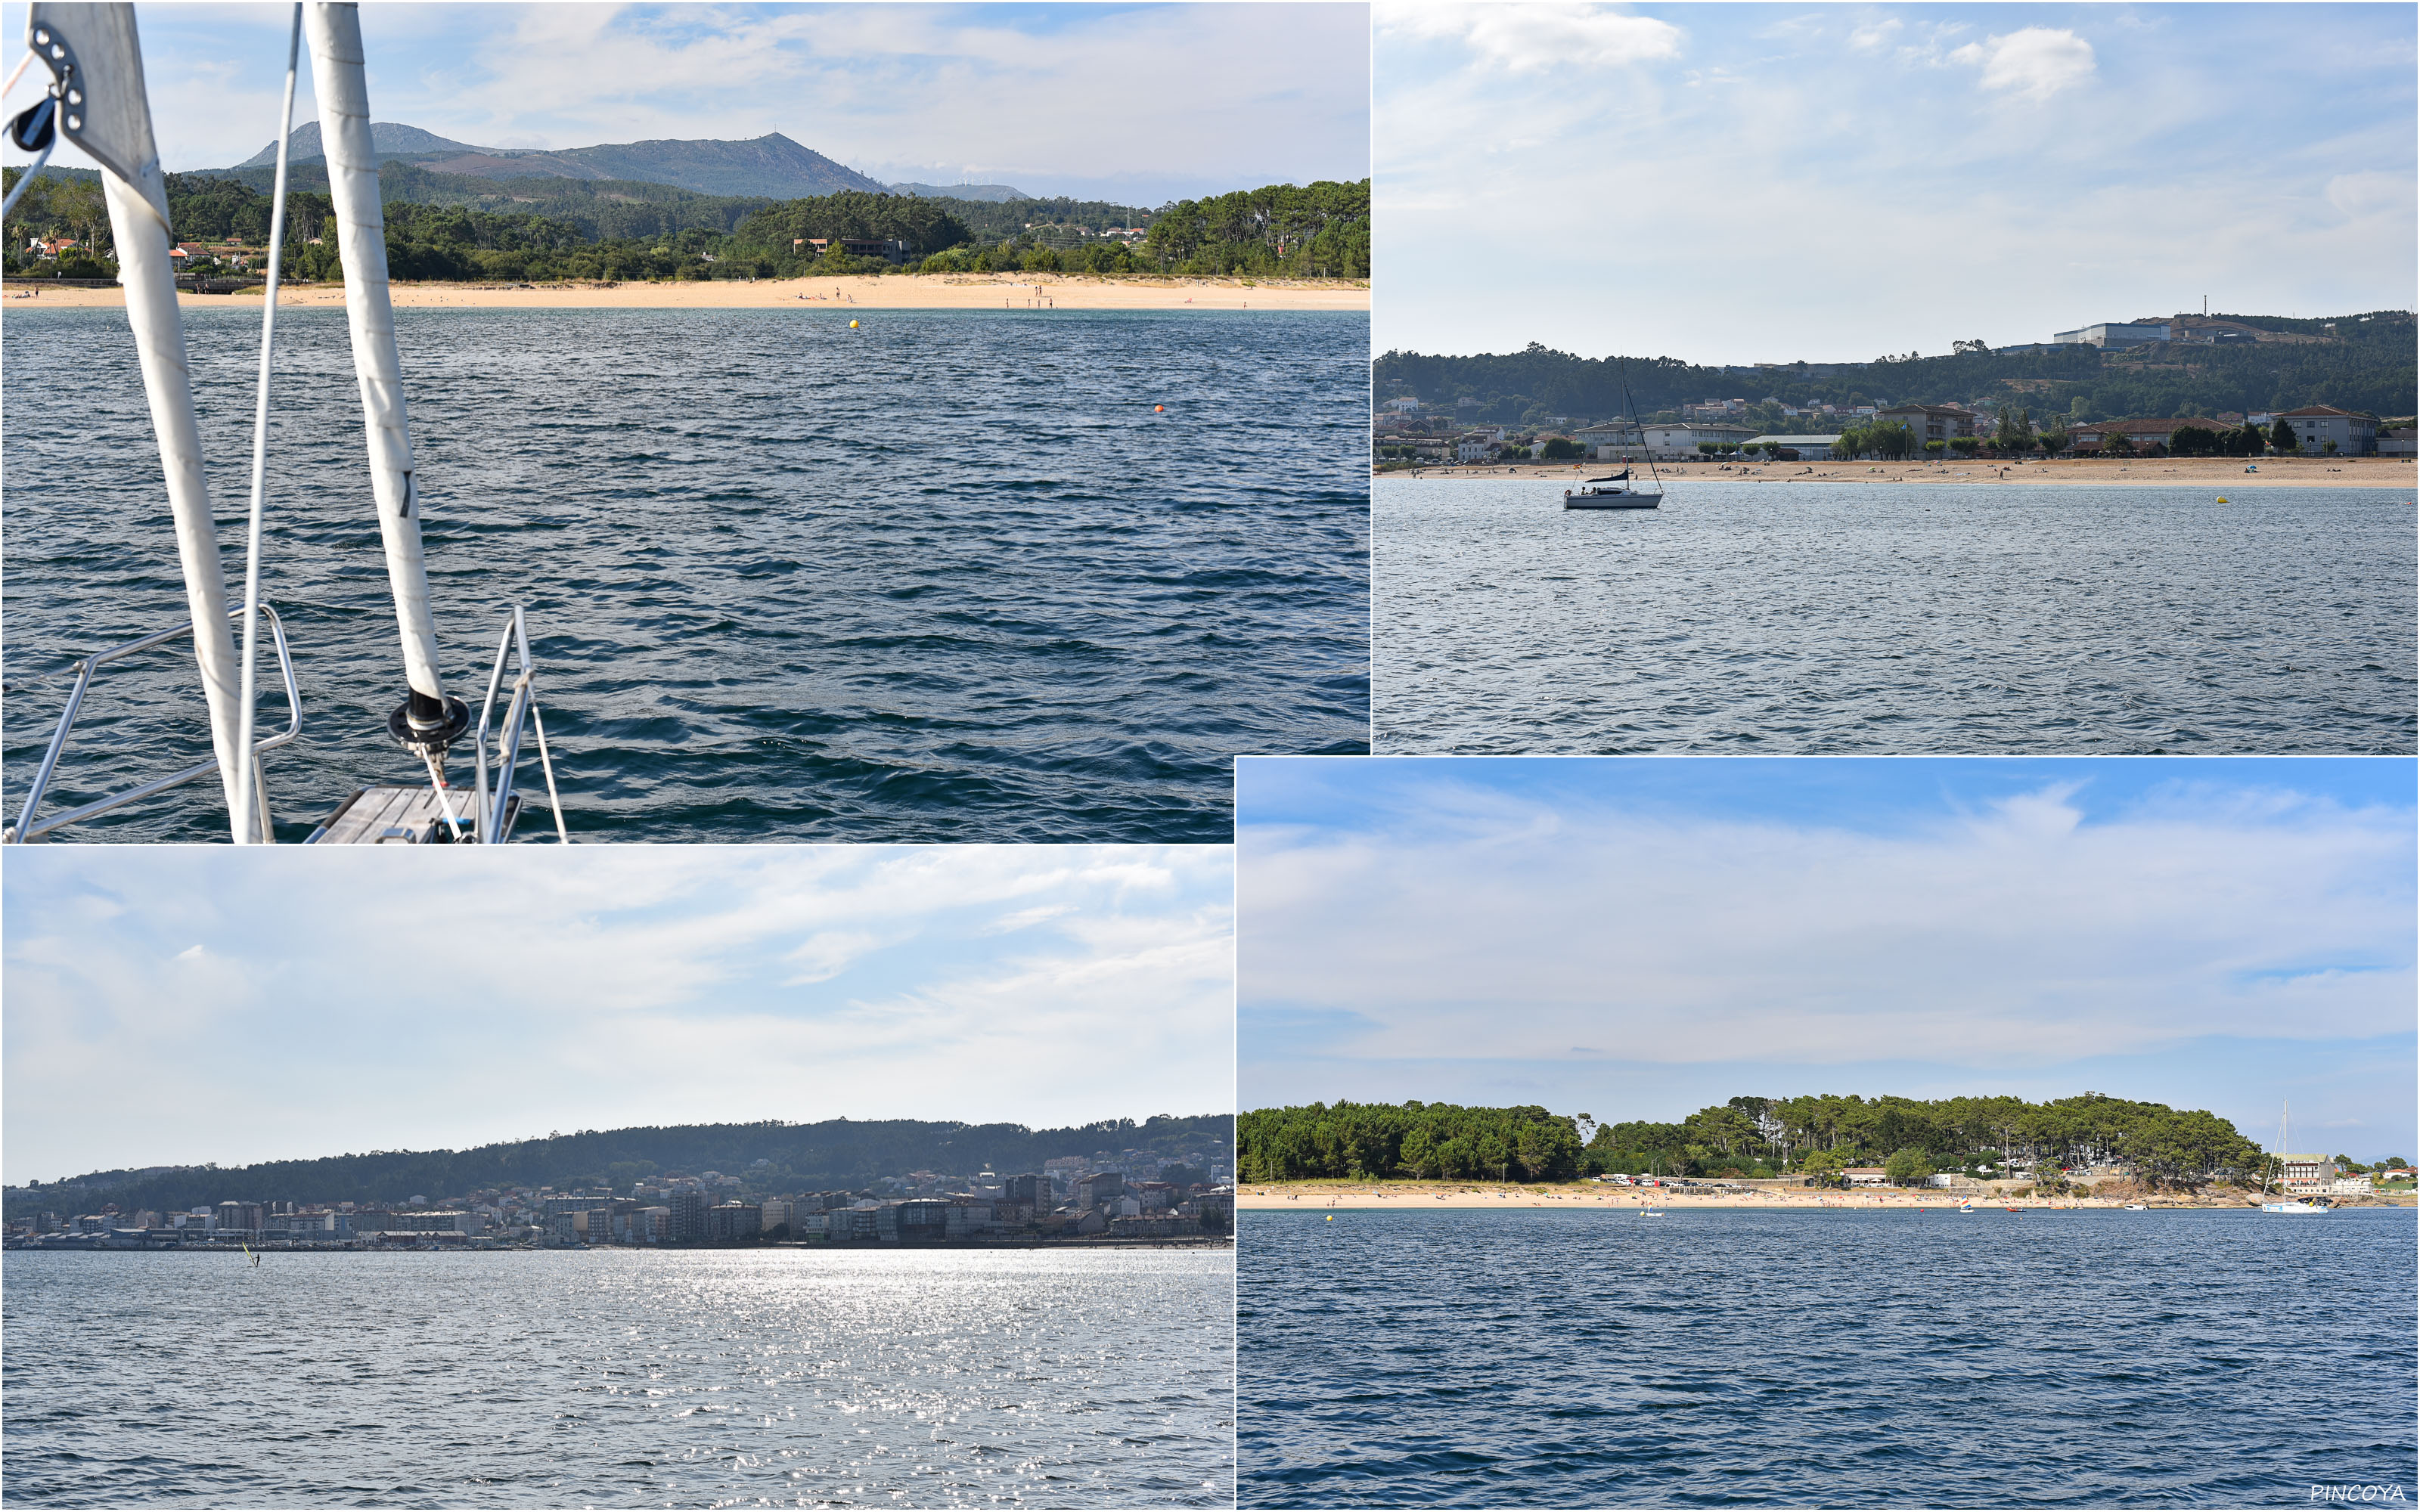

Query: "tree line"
left=1242, top=1093, right=2268, bottom=1190
left=1240, top=1101, right=1587, bottom=1183
left=1376, top=322, right=2414, bottom=432
left=4, top=165, right=1367, bottom=284
left=3, top=1114, right=1232, bottom=1219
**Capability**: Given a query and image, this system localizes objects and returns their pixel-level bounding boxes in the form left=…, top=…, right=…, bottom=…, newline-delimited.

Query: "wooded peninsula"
left=1237, top=1095, right=2399, bottom=1191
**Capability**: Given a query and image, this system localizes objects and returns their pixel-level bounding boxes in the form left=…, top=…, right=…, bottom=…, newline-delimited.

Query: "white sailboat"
left=1563, top=381, right=1662, bottom=510
left=2259, top=1101, right=2334, bottom=1215
left=5, top=3, right=566, bottom=844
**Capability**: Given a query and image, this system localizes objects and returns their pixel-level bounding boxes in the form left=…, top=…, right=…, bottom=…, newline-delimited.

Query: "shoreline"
left=1380, top=457, right=2414, bottom=490
left=1240, top=1181, right=2417, bottom=1212
left=2, top=271, right=1367, bottom=313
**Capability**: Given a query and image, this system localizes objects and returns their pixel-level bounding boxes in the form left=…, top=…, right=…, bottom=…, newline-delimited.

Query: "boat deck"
left=306, top=785, right=518, bottom=844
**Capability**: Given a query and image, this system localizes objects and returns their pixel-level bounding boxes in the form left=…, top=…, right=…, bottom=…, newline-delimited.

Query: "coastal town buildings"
left=6, top=1139, right=1236, bottom=1251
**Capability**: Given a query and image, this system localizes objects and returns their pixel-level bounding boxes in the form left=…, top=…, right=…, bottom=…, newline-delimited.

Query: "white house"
left=1742, top=433, right=1842, bottom=459
left=1843, top=1167, right=1890, bottom=1186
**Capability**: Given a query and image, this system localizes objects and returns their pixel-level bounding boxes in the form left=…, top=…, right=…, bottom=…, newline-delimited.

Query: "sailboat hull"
left=1565, top=494, right=1659, bottom=510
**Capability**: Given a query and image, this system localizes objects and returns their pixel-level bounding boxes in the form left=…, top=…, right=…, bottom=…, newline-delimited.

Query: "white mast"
left=304, top=3, right=461, bottom=758
left=26, top=3, right=249, bottom=838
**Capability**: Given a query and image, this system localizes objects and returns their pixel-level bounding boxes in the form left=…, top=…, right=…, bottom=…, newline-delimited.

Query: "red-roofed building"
left=2276, top=405, right=2378, bottom=455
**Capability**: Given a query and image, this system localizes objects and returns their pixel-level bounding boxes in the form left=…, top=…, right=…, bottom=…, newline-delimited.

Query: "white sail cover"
left=27, top=2, right=249, bottom=834
left=306, top=2, right=448, bottom=717
left=25, top=2, right=168, bottom=224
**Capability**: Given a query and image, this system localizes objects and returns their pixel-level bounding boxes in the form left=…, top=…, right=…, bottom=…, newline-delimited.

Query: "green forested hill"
left=5, top=1114, right=1232, bottom=1219
left=1241, top=1094, right=2266, bottom=1187
left=5, top=164, right=1362, bottom=282
left=1376, top=314, right=2415, bottom=427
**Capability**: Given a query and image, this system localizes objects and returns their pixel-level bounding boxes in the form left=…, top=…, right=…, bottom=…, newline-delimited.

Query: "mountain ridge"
left=234, top=123, right=888, bottom=200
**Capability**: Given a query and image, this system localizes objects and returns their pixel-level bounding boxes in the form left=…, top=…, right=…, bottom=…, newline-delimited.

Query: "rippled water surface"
left=3, top=308, right=1368, bottom=841
left=1373, top=479, right=2415, bottom=753
left=1240, top=1207, right=2416, bottom=1507
left=4, top=1247, right=1233, bottom=1507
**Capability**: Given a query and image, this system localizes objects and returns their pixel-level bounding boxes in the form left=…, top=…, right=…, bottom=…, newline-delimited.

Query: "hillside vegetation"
left=2, top=164, right=1369, bottom=282
left=5, top=1114, right=1232, bottom=1219
left=1378, top=315, right=2415, bottom=428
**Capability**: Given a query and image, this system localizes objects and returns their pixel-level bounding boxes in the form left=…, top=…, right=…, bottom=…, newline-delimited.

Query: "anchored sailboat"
left=1563, top=381, right=1662, bottom=510
left=2259, top=1101, right=2334, bottom=1214
left=5, top=3, right=565, bottom=844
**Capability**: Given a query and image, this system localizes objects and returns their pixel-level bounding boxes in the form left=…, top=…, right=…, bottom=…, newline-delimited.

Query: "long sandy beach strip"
left=1382, top=455, right=2414, bottom=490
left=1240, top=1182, right=2417, bottom=1211
left=3, top=271, right=1367, bottom=313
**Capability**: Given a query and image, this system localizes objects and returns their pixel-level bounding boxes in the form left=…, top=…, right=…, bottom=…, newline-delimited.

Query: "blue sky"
left=3, top=3, right=1370, bottom=204
left=1376, top=2, right=2418, bottom=362
left=1239, top=757, right=2418, bottom=1161
left=2, top=845, right=1234, bottom=1185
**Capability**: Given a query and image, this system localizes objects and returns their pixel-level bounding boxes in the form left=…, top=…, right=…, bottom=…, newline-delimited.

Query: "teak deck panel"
left=308, top=785, right=517, bottom=844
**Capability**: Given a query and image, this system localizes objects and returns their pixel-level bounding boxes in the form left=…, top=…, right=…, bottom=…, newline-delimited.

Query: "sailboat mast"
left=1622, top=379, right=1661, bottom=492
left=29, top=3, right=250, bottom=838
left=304, top=3, right=461, bottom=760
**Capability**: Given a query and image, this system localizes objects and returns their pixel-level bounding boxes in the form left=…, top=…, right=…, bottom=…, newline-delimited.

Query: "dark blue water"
left=1373, top=479, right=2416, bottom=753
left=1240, top=1207, right=2418, bottom=1506
left=2, top=308, right=1368, bottom=841
left=3, top=1247, right=1234, bottom=1507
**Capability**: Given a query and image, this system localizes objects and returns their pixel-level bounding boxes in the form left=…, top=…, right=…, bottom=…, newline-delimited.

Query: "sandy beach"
left=1241, top=1181, right=2417, bottom=1212
left=2, top=271, right=1367, bottom=313
left=1384, top=455, right=2415, bottom=490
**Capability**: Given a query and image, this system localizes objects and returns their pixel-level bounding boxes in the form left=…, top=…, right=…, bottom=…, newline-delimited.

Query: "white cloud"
left=1950, top=26, right=2096, bottom=102
left=2, top=845, right=1234, bottom=1180
left=1381, top=2, right=1683, bottom=73
left=2325, top=169, right=2415, bottom=222
left=1848, top=18, right=1902, bottom=53
left=1242, top=785, right=2413, bottom=1069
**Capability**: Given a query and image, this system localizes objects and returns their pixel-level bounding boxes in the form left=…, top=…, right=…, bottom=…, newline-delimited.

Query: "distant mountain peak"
left=890, top=181, right=1032, bottom=203
left=236, top=120, right=492, bottom=168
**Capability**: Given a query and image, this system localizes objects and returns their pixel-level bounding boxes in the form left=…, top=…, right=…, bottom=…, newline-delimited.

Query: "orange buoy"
left=1154, top=404, right=1165, bottom=413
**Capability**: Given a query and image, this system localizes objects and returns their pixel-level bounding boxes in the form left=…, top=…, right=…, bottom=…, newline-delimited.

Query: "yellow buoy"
left=2216, top=496, right=2227, bottom=502
left=849, top=319, right=860, bottom=328
left=1325, top=1214, right=1333, bottom=1221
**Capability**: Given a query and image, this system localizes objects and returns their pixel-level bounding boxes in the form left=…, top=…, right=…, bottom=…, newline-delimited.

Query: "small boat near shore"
left=1564, top=469, right=1661, bottom=510
left=1563, top=383, right=1665, bottom=510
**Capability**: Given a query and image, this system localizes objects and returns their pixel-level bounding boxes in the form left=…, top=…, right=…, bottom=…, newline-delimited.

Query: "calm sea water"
left=2, top=307, right=1368, bottom=842
left=3, top=1247, right=1233, bottom=1507
left=1373, top=479, right=2415, bottom=753
left=1240, top=1207, right=2417, bottom=1507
